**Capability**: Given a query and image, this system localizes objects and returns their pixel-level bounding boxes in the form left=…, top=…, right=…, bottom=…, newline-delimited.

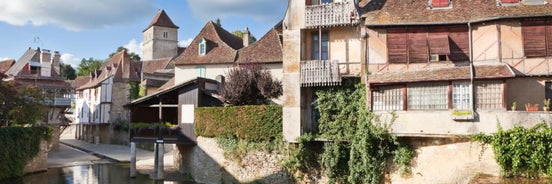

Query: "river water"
left=0, top=163, right=196, bottom=184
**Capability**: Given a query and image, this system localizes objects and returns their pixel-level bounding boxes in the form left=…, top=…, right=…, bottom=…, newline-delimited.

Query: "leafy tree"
left=109, top=46, right=141, bottom=61
left=60, top=63, right=76, bottom=80
left=219, top=64, right=282, bottom=105
left=0, top=81, right=45, bottom=127
left=76, top=57, right=104, bottom=76
left=232, top=30, right=257, bottom=44
left=215, top=18, right=222, bottom=27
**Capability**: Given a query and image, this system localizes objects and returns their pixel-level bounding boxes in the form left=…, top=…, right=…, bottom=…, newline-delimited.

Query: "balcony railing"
left=301, top=60, right=341, bottom=87
left=44, top=97, right=72, bottom=106
left=305, top=1, right=359, bottom=28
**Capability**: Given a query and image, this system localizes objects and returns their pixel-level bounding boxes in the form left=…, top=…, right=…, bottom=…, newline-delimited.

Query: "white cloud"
left=0, top=57, right=11, bottom=61
left=60, top=53, right=81, bottom=68
left=178, top=38, right=194, bottom=47
left=124, top=39, right=143, bottom=56
left=186, top=0, right=286, bottom=22
left=0, top=0, right=155, bottom=31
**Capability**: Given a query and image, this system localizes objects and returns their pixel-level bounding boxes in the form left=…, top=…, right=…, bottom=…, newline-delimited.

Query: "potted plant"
left=525, top=103, right=539, bottom=111
left=544, top=99, right=551, bottom=112
left=511, top=101, right=517, bottom=111
left=451, top=109, right=474, bottom=121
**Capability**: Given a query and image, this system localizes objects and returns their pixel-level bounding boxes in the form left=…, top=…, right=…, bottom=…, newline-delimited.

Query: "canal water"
left=0, top=163, right=196, bottom=184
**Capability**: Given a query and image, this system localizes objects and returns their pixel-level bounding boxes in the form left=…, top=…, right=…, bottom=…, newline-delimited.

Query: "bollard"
left=130, top=142, right=136, bottom=178
left=156, top=140, right=164, bottom=180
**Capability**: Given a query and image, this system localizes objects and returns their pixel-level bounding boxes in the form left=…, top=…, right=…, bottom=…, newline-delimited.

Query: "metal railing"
left=305, top=1, right=359, bottom=28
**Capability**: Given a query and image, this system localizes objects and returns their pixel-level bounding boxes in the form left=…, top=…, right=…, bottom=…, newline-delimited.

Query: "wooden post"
left=130, top=142, right=136, bottom=178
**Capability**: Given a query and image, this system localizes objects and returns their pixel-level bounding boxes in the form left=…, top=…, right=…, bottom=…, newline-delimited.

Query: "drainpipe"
left=468, top=22, right=475, bottom=118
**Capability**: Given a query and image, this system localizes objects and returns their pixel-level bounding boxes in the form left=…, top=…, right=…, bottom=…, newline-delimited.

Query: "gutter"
left=468, top=22, right=476, bottom=119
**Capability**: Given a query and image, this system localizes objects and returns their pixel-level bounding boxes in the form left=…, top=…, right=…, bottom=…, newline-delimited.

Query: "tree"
left=215, top=18, right=222, bottom=27
left=76, top=57, right=104, bottom=76
left=232, top=30, right=257, bottom=44
left=0, top=81, right=45, bottom=127
left=60, top=63, right=76, bottom=80
left=219, top=64, right=282, bottom=105
left=109, top=46, right=141, bottom=61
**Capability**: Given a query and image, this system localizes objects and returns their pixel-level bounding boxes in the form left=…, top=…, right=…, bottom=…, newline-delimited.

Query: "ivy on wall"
left=0, top=126, right=52, bottom=179
left=472, top=123, right=552, bottom=178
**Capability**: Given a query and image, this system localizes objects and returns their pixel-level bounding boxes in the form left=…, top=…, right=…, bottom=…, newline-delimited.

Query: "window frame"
left=195, top=66, right=206, bottom=78
left=312, top=31, right=329, bottom=60
left=199, top=38, right=207, bottom=56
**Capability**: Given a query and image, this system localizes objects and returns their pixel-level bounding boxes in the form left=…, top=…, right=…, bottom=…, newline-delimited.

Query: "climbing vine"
left=285, top=78, right=414, bottom=183
left=472, top=123, right=552, bottom=178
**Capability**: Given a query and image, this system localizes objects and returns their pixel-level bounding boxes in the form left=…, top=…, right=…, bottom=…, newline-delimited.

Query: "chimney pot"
left=243, top=27, right=250, bottom=47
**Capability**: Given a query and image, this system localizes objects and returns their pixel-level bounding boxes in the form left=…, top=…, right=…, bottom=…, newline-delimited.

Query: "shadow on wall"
left=175, top=138, right=292, bottom=184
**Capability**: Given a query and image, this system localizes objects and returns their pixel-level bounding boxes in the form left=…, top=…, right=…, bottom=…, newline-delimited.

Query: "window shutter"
left=428, top=30, right=450, bottom=55
left=387, top=27, right=408, bottom=63
left=522, top=20, right=546, bottom=57
left=448, top=25, right=469, bottom=62
left=432, top=0, right=449, bottom=7
left=408, top=27, right=429, bottom=63
left=547, top=19, right=552, bottom=57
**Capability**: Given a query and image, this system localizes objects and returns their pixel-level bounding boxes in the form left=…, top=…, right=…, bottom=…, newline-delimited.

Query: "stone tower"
left=142, top=10, right=179, bottom=60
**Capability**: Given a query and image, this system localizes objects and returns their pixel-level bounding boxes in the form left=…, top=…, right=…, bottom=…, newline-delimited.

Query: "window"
left=196, top=66, right=206, bottom=78
left=475, top=81, right=503, bottom=109
left=372, top=85, right=403, bottom=111
left=312, top=31, right=329, bottom=60
left=500, top=0, right=519, bottom=3
left=431, top=0, right=450, bottom=8
left=546, top=82, right=552, bottom=102
left=163, top=32, right=168, bottom=38
left=524, top=0, right=545, bottom=5
left=522, top=19, right=552, bottom=57
left=199, top=38, right=207, bottom=56
left=407, top=83, right=448, bottom=110
left=387, top=26, right=468, bottom=63
left=452, top=82, right=471, bottom=110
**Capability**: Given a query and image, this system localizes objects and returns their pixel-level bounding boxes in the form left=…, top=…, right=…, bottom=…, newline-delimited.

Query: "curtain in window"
left=452, top=82, right=471, bottom=110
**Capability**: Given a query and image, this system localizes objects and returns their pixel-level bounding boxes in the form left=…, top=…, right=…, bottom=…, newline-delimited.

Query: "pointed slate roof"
left=174, top=21, right=244, bottom=65
left=77, top=50, right=140, bottom=90
left=361, top=0, right=552, bottom=26
left=236, top=28, right=283, bottom=64
left=143, top=9, right=179, bottom=32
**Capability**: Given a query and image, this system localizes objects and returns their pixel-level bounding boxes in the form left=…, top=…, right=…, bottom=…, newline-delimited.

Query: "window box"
left=451, top=109, right=474, bottom=121
left=525, top=103, right=539, bottom=111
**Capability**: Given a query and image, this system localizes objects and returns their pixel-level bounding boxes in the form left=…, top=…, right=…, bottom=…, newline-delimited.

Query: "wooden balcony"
left=301, top=60, right=342, bottom=87
left=305, top=1, right=359, bottom=29
left=44, top=97, right=72, bottom=106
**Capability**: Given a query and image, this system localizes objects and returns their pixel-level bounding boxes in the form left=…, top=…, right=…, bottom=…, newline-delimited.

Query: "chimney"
left=53, top=51, right=61, bottom=74
left=40, top=49, right=52, bottom=77
left=243, top=27, right=250, bottom=47
left=40, top=49, right=51, bottom=63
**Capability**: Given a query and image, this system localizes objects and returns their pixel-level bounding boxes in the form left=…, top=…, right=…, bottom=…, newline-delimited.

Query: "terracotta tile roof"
left=157, top=77, right=175, bottom=91
left=141, top=58, right=173, bottom=74
left=143, top=9, right=179, bottom=32
left=361, top=0, right=552, bottom=26
left=368, top=64, right=515, bottom=84
left=71, top=76, right=91, bottom=89
left=236, top=28, right=283, bottom=64
left=173, top=21, right=244, bottom=65
left=78, top=50, right=140, bottom=90
left=0, top=59, right=15, bottom=73
left=14, top=77, right=71, bottom=89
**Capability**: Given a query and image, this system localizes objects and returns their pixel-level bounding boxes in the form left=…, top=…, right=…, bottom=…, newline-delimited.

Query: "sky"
left=0, top=0, right=287, bottom=68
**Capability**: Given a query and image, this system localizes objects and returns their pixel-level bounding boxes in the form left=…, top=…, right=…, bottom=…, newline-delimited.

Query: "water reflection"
left=0, top=163, right=194, bottom=184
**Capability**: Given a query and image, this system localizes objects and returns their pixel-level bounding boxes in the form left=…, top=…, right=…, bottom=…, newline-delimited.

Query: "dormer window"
left=430, top=0, right=451, bottom=9
left=499, top=0, right=519, bottom=6
left=524, top=0, right=546, bottom=5
left=199, top=38, right=207, bottom=56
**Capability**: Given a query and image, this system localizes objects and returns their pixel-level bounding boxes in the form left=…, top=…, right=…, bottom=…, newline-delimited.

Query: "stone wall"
left=23, top=140, right=48, bottom=174
left=389, top=137, right=500, bottom=184
left=174, top=137, right=291, bottom=184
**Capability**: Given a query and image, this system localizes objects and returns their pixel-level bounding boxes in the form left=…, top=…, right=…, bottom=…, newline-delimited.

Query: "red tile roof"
left=0, top=59, right=15, bottom=73
left=78, top=50, right=140, bottom=90
left=141, top=58, right=173, bottom=74
left=173, top=21, right=244, bottom=65
left=71, top=76, right=91, bottom=89
left=368, top=64, right=515, bottom=84
left=236, top=28, right=282, bottom=64
left=361, top=0, right=552, bottom=26
left=143, top=9, right=179, bottom=32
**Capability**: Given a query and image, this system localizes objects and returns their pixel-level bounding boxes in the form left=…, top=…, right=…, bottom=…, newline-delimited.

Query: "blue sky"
left=0, top=0, right=287, bottom=68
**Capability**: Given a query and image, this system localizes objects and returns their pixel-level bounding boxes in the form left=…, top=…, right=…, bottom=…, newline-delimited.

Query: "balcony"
left=301, top=60, right=341, bottom=87
left=305, top=1, right=359, bottom=29
left=44, top=97, right=72, bottom=107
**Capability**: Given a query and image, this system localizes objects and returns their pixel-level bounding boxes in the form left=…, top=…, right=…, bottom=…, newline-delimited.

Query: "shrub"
left=0, top=126, right=52, bottom=179
left=219, top=64, right=282, bottom=105
left=195, top=105, right=282, bottom=141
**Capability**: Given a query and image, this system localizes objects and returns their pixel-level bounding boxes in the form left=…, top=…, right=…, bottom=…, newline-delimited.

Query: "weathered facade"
left=282, top=0, right=363, bottom=142
left=362, top=0, right=552, bottom=136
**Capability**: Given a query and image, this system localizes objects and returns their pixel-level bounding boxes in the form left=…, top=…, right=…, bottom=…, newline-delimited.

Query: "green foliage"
left=195, top=105, right=282, bottom=141
left=109, top=46, right=141, bottom=61
left=451, top=109, right=473, bottom=116
left=216, top=136, right=283, bottom=161
left=60, top=63, right=76, bottom=80
left=76, top=57, right=104, bottom=76
left=282, top=133, right=319, bottom=177
left=284, top=78, right=414, bottom=183
left=472, top=123, right=552, bottom=178
left=232, top=30, right=257, bottom=43
left=219, top=64, right=282, bottom=105
left=0, top=81, right=46, bottom=127
left=0, top=126, right=53, bottom=179
left=128, top=81, right=141, bottom=100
